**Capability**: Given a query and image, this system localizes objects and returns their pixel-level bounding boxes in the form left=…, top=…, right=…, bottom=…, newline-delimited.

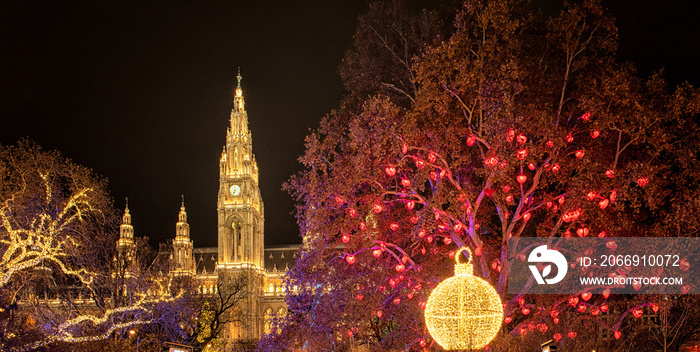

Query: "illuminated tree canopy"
left=0, top=141, right=188, bottom=351
left=262, top=1, right=700, bottom=351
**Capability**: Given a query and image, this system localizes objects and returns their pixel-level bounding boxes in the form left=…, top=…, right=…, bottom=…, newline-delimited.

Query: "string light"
left=424, top=247, right=503, bottom=350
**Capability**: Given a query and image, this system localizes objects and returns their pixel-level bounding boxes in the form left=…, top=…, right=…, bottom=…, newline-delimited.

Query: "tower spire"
left=181, top=194, right=185, bottom=208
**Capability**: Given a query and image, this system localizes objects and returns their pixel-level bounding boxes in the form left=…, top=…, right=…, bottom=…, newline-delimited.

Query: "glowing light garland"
left=424, top=247, right=503, bottom=350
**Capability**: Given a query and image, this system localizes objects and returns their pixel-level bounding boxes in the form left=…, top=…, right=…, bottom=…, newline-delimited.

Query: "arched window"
left=264, top=308, right=273, bottom=334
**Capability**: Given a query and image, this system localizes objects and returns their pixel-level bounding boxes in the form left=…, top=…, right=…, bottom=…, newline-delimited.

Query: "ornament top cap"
left=455, top=247, right=474, bottom=276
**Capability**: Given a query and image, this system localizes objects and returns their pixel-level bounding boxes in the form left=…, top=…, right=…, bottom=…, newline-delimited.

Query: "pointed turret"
left=173, top=195, right=194, bottom=275
left=117, top=198, right=134, bottom=252
left=115, top=198, right=137, bottom=277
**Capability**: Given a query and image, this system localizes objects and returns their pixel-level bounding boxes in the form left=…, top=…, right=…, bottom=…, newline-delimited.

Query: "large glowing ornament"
left=424, top=248, right=503, bottom=350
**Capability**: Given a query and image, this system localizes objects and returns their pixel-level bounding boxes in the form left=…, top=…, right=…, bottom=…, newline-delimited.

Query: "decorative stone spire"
left=176, top=195, right=189, bottom=236
left=118, top=198, right=134, bottom=243
left=173, top=196, right=194, bottom=275
left=116, top=198, right=136, bottom=273
left=233, top=68, right=244, bottom=112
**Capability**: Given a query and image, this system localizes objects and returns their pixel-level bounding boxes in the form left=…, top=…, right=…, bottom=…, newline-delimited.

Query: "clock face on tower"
left=230, top=184, right=241, bottom=196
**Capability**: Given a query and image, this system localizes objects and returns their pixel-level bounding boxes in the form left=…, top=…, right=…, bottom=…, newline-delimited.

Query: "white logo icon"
left=528, top=245, right=568, bottom=285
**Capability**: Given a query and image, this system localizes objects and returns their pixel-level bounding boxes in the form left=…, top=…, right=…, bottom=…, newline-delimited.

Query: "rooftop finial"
left=236, top=67, right=242, bottom=89
left=181, top=194, right=185, bottom=207
left=125, top=197, right=129, bottom=211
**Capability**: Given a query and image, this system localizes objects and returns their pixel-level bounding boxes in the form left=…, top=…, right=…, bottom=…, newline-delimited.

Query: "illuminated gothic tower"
left=116, top=200, right=135, bottom=263
left=115, top=200, right=137, bottom=277
left=173, top=196, right=194, bottom=275
left=217, top=71, right=264, bottom=269
left=217, top=70, right=265, bottom=341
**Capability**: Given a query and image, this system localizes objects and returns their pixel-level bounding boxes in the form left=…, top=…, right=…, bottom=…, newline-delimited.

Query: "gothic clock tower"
left=216, top=71, right=265, bottom=341
left=217, top=70, right=264, bottom=269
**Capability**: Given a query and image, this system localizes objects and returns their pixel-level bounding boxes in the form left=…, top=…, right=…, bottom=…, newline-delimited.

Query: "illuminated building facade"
left=116, top=71, right=296, bottom=346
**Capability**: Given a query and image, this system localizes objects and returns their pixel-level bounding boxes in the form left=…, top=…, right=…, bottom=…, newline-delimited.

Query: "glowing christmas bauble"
left=425, top=248, right=503, bottom=350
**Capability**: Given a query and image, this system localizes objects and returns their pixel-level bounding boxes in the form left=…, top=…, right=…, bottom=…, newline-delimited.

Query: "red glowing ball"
left=373, top=203, right=383, bottom=213
left=372, top=249, right=382, bottom=258
left=605, top=169, right=615, bottom=178
left=341, top=234, right=351, bottom=244
left=516, top=175, right=527, bottom=184
left=384, top=166, right=396, bottom=176
left=590, top=129, right=600, bottom=138
left=575, top=150, right=585, bottom=159
left=581, top=292, right=592, bottom=301
left=401, top=179, right=411, bottom=187
left=467, top=135, right=476, bottom=146
left=346, top=255, right=356, bottom=265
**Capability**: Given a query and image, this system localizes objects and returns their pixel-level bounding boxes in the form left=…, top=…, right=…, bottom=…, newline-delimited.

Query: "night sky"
left=1, top=1, right=698, bottom=248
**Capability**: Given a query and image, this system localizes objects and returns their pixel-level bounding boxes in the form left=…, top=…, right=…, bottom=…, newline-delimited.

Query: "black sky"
left=1, top=1, right=698, bottom=248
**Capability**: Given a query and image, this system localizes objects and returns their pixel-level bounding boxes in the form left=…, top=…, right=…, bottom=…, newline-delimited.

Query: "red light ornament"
left=516, top=149, right=528, bottom=160
left=605, top=169, right=615, bottom=178
left=385, top=166, right=396, bottom=176
left=373, top=203, right=383, bottom=213
left=517, top=134, right=527, bottom=144
left=637, top=176, right=649, bottom=187
left=581, top=112, right=591, bottom=121
left=591, top=129, right=600, bottom=138
left=632, top=309, right=643, bottom=318
left=341, top=234, right=351, bottom=244
left=372, top=249, right=382, bottom=258
left=405, top=200, right=415, bottom=210
left=416, top=159, right=425, bottom=169
left=401, top=179, right=411, bottom=187
left=390, top=223, right=399, bottom=231
left=614, top=331, right=622, bottom=340
left=516, top=175, right=527, bottom=184
left=575, top=150, right=585, bottom=159
left=507, top=129, right=515, bottom=143
left=467, top=135, right=476, bottom=146
left=346, top=255, right=356, bottom=265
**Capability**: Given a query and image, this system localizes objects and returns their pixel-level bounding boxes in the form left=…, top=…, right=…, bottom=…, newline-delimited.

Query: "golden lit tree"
left=0, top=141, right=186, bottom=351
